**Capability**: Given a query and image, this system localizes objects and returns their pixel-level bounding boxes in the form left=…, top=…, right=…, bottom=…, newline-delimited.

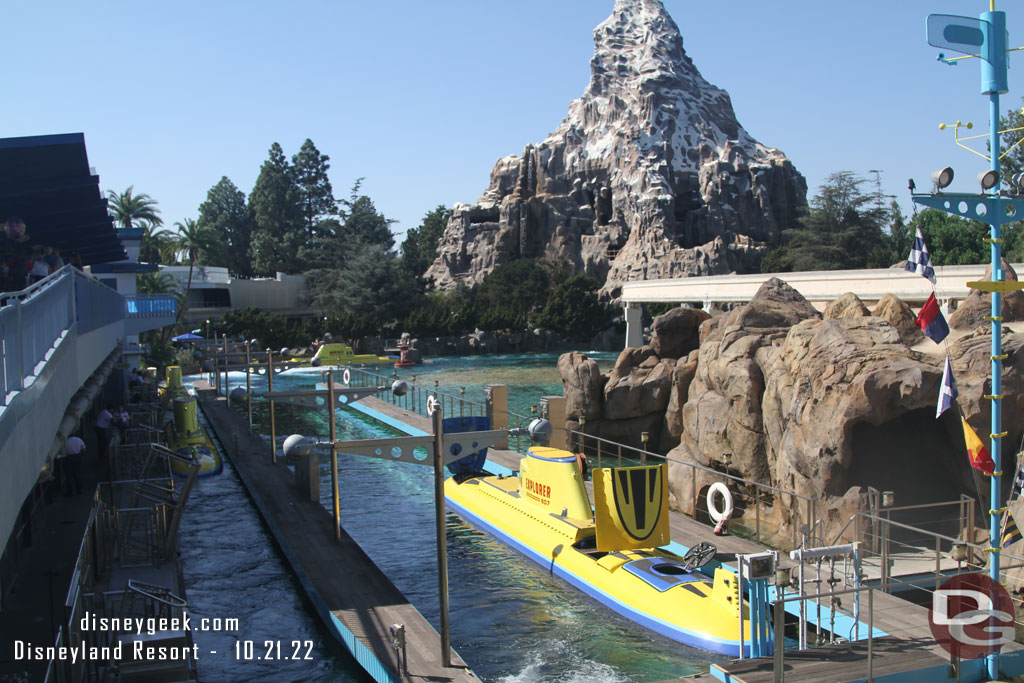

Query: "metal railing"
left=0, top=266, right=174, bottom=409
left=566, top=428, right=816, bottom=550
left=125, top=293, right=177, bottom=317
left=0, top=267, right=75, bottom=402
left=343, top=366, right=489, bottom=419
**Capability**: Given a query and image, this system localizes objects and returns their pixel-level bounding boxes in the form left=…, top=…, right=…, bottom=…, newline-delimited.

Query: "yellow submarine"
left=444, top=447, right=754, bottom=655
left=162, top=366, right=223, bottom=477
left=308, top=343, right=392, bottom=366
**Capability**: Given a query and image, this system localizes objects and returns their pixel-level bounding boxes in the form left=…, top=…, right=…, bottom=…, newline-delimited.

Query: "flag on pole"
left=1012, top=459, right=1024, bottom=502
left=1002, top=511, right=1023, bottom=548
left=906, top=227, right=937, bottom=284
left=936, top=355, right=958, bottom=418
left=916, top=293, right=950, bottom=344
left=962, top=418, right=995, bottom=475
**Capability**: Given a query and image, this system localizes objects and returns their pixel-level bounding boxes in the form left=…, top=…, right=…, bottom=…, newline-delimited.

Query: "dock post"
left=484, top=385, right=508, bottom=449
left=245, top=341, right=253, bottom=434
left=267, top=349, right=277, bottom=464
left=773, top=598, right=784, bottom=683
left=328, top=371, right=340, bottom=541
left=431, top=401, right=452, bottom=667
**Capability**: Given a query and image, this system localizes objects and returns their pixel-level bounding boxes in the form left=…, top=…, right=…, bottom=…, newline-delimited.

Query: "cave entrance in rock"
left=847, top=408, right=969, bottom=537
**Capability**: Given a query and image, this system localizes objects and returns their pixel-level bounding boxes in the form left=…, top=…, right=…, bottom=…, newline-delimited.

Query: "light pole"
left=917, top=6, right=1020, bottom=678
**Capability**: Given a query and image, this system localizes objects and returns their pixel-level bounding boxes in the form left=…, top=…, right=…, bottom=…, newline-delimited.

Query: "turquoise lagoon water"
left=179, top=352, right=728, bottom=682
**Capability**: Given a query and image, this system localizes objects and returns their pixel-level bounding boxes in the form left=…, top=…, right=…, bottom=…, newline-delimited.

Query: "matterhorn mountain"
left=424, top=0, right=807, bottom=297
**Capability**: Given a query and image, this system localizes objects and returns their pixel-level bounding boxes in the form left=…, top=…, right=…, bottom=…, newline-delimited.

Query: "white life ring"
left=427, top=396, right=440, bottom=416
left=707, top=482, right=734, bottom=523
left=342, top=368, right=351, bottom=385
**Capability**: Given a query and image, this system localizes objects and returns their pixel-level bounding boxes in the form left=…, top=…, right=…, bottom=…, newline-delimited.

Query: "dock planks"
left=194, top=383, right=478, bottom=683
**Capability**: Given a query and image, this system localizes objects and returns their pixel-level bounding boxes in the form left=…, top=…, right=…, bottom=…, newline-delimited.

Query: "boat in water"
left=309, top=343, right=393, bottom=367
left=444, top=446, right=754, bottom=656
left=162, top=366, right=223, bottom=477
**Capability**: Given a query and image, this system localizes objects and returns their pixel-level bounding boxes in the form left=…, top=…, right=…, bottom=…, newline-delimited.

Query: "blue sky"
left=8, top=1, right=1024, bottom=243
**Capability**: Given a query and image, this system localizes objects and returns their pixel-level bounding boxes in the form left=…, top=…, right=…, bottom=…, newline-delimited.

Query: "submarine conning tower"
left=519, top=447, right=592, bottom=520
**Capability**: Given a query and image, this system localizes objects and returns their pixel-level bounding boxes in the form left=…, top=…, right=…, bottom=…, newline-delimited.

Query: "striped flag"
left=916, top=293, right=950, bottom=344
left=906, top=227, right=937, bottom=284
left=936, top=355, right=957, bottom=419
left=1012, top=458, right=1024, bottom=502
left=962, top=418, right=995, bottom=475
left=1002, top=511, right=1023, bottom=548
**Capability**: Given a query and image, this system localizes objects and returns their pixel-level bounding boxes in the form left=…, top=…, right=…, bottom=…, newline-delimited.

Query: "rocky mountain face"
left=560, top=282, right=1024, bottom=545
left=425, top=0, right=807, bottom=297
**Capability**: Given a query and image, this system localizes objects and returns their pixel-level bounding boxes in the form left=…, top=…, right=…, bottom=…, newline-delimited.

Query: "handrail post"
left=15, top=297, right=24, bottom=391
left=755, top=488, right=761, bottom=544
left=868, top=587, right=874, bottom=681
left=773, top=598, right=784, bottom=683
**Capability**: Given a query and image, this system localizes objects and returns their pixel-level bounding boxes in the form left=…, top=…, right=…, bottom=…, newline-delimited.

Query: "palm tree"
left=107, top=186, right=162, bottom=230
left=137, top=219, right=177, bottom=264
left=172, top=218, right=214, bottom=327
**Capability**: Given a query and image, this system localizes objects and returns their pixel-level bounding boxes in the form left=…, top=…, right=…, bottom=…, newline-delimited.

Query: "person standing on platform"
left=95, top=403, right=113, bottom=464
left=63, top=434, right=85, bottom=495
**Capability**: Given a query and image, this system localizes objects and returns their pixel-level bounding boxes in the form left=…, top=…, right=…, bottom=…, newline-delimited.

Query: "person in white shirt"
left=63, top=434, right=86, bottom=495
left=95, top=404, right=113, bottom=463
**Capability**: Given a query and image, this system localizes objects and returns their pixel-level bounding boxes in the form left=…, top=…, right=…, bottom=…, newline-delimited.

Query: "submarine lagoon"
left=181, top=351, right=731, bottom=681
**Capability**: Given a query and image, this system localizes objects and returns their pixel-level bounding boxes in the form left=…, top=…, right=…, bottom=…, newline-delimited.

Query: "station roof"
left=0, top=133, right=126, bottom=265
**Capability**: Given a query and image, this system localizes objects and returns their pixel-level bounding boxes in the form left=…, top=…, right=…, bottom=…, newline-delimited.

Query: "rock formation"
left=560, top=279, right=1024, bottom=545
left=425, top=0, right=807, bottom=298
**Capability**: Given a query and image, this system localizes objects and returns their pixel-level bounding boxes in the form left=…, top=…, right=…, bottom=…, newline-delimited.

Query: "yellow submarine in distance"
left=308, top=343, right=393, bottom=367
left=162, top=366, right=223, bottom=477
left=444, top=447, right=754, bottom=655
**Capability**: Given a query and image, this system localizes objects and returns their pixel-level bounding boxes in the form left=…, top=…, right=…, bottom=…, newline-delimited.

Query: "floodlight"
left=931, top=166, right=954, bottom=189
left=978, top=169, right=1000, bottom=191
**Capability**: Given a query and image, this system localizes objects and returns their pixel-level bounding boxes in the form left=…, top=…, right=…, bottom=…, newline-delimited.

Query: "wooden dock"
left=193, top=382, right=478, bottom=683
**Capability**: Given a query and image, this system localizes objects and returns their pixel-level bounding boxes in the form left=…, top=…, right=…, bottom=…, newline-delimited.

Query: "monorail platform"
left=193, top=381, right=478, bottom=683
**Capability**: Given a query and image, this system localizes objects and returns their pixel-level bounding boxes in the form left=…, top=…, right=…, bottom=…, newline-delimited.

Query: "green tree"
left=218, top=307, right=304, bottom=349
left=137, top=220, right=177, bottom=264
left=886, top=200, right=911, bottom=262
left=171, top=218, right=215, bottom=327
left=400, top=205, right=450, bottom=287
left=762, top=171, right=890, bottom=272
left=249, top=142, right=303, bottom=275
left=307, top=243, right=405, bottom=333
left=535, top=273, right=609, bottom=340
left=475, top=260, right=550, bottom=331
left=198, top=176, right=255, bottom=277
left=338, top=181, right=395, bottom=249
left=292, top=139, right=336, bottom=239
left=107, top=186, right=161, bottom=230
left=909, top=209, right=989, bottom=265
left=1000, top=103, right=1024, bottom=183
left=405, top=287, right=477, bottom=336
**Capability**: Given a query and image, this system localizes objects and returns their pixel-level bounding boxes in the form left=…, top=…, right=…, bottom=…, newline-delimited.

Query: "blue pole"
left=988, top=88, right=1002, bottom=681
left=984, top=11, right=1005, bottom=680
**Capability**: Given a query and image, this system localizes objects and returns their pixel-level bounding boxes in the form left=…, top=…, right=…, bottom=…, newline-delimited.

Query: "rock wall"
left=560, top=281, right=1024, bottom=544
left=426, top=0, right=806, bottom=299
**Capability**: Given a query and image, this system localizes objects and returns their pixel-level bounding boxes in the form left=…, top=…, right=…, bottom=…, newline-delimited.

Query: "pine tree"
left=249, top=143, right=303, bottom=275
left=197, top=176, right=255, bottom=277
left=292, top=139, right=336, bottom=240
left=400, top=205, right=450, bottom=288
